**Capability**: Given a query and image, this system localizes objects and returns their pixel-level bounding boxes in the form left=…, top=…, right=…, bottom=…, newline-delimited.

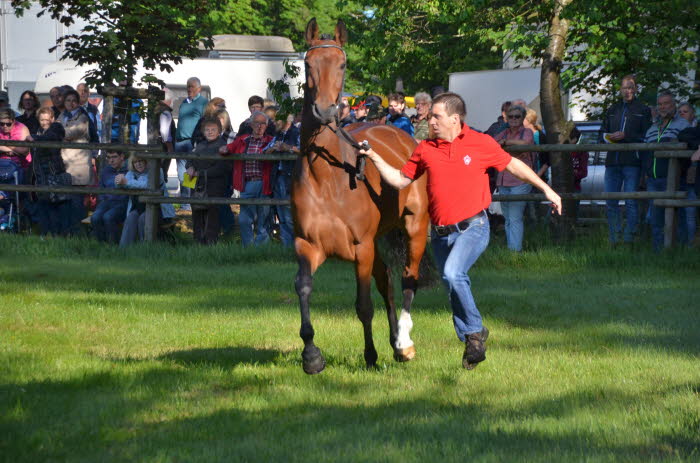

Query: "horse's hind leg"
left=355, top=243, right=378, bottom=368
left=295, top=240, right=326, bottom=374
left=397, top=213, right=430, bottom=362
left=371, top=246, right=405, bottom=362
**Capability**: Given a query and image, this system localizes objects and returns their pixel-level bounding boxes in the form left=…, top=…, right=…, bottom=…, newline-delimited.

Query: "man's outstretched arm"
left=359, top=147, right=413, bottom=190
left=505, top=157, right=562, bottom=215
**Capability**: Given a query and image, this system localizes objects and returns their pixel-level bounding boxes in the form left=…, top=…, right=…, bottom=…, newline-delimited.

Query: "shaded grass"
left=1, top=233, right=699, bottom=462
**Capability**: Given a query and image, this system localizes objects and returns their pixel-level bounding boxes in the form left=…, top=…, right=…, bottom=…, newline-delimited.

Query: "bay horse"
left=291, top=18, right=430, bottom=374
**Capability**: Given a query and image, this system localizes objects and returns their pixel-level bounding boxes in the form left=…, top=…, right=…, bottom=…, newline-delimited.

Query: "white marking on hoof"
left=396, top=310, right=414, bottom=350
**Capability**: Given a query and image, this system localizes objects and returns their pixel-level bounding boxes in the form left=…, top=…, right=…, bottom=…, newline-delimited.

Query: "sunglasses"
left=106, top=155, right=122, bottom=160
left=507, top=115, right=523, bottom=120
left=0, top=122, right=13, bottom=127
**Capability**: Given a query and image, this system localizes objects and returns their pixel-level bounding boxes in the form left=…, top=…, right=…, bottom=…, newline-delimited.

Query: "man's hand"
left=691, top=148, right=700, bottom=162
left=186, top=167, right=197, bottom=178
left=545, top=189, right=563, bottom=215
left=358, top=147, right=412, bottom=190
left=114, top=174, right=127, bottom=186
left=608, top=131, right=625, bottom=142
left=218, top=145, right=228, bottom=155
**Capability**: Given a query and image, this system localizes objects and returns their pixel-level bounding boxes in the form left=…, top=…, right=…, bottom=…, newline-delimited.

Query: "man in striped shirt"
left=221, top=111, right=274, bottom=246
left=643, top=90, right=690, bottom=250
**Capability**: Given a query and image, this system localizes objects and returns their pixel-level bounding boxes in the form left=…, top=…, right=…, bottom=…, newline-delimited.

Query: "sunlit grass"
left=1, top=233, right=698, bottom=462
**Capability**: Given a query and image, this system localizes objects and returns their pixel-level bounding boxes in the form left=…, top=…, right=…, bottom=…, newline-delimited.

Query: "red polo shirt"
left=400, top=124, right=512, bottom=226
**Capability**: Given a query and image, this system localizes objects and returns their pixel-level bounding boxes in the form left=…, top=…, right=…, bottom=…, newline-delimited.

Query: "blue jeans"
left=604, top=165, right=641, bottom=243
left=273, top=173, right=294, bottom=246
left=499, top=183, right=531, bottom=251
left=219, top=181, right=235, bottom=235
left=175, top=140, right=193, bottom=204
left=91, top=199, right=127, bottom=243
left=678, top=181, right=697, bottom=245
left=431, top=211, right=490, bottom=341
left=239, top=180, right=270, bottom=246
left=646, top=177, right=667, bottom=251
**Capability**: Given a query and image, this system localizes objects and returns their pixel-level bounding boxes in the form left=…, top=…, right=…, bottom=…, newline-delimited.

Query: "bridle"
left=305, top=43, right=362, bottom=150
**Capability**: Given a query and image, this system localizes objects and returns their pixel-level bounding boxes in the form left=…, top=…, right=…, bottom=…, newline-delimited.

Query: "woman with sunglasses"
left=0, top=108, right=31, bottom=171
left=493, top=105, right=535, bottom=251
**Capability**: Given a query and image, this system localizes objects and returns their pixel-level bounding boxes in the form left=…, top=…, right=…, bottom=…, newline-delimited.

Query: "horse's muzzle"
left=312, top=103, right=339, bottom=125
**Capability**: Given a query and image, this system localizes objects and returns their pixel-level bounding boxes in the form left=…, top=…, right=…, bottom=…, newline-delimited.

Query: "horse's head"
left=304, top=18, right=348, bottom=126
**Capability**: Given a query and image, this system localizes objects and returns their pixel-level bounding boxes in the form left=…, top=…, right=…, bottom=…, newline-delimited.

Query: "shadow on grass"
left=1, top=365, right=698, bottom=462
left=158, top=346, right=283, bottom=369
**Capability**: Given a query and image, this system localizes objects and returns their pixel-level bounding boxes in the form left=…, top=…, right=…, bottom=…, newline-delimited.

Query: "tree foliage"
left=341, top=0, right=500, bottom=94
left=11, top=0, right=221, bottom=89
left=473, top=0, right=700, bottom=116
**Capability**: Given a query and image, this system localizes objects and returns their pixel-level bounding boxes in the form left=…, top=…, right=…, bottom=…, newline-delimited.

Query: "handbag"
left=47, top=163, right=72, bottom=203
left=191, top=170, right=209, bottom=211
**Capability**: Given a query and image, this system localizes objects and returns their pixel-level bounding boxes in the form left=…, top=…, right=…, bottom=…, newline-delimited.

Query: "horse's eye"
left=340, top=63, right=346, bottom=70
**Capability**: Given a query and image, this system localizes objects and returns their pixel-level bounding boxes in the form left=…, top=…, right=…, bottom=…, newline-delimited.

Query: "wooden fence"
left=0, top=138, right=695, bottom=248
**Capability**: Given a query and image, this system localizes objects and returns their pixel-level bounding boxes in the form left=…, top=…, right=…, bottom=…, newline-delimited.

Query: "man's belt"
left=432, top=210, right=485, bottom=237
left=245, top=176, right=263, bottom=182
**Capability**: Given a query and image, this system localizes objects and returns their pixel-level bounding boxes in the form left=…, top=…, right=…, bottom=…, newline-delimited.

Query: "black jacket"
left=32, top=122, right=67, bottom=182
left=599, top=99, right=652, bottom=167
left=186, top=138, right=230, bottom=197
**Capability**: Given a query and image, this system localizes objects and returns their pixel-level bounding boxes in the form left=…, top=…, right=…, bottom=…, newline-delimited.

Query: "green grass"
left=1, top=233, right=699, bottom=462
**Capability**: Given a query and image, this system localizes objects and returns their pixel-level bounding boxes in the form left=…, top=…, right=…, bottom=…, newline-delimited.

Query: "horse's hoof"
left=364, top=350, right=378, bottom=368
left=302, top=346, right=326, bottom=375
left=394, top=345, right=416, bottom=362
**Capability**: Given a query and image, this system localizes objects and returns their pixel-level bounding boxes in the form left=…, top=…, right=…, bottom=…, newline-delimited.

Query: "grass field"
left=1, top=233, right=699, bottom=462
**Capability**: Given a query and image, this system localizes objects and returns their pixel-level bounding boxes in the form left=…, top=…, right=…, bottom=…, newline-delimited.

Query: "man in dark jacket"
left=599, top=75, right=652, bottom=244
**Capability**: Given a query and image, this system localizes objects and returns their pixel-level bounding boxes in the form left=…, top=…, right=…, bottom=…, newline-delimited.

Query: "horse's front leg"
left=355, top=243, right=378, bottom=368
left=295, top=240, right=326, bottom=374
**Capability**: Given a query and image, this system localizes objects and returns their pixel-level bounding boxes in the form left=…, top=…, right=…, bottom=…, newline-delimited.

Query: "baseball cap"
left=0, top=91, right=8, bottom=102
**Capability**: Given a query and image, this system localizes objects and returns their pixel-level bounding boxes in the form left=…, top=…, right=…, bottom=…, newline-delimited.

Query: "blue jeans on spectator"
left=604, top=165, right=640, bottom=243
left=646, top=177, right=667, bottom=251
left=91, top=199, right=127, bottom=243
left=175, top=139, right=193, bottom=209
left=273, top=173, right=294, bottom=246
left=499, top=183, right=531, bottom=251
left=67, top=194, right=87, bottom=235
left=36, top=200, right=71, bottom=236
left=239, top=180, right=270, bottom=246
left=431, top=211, right=490, bottom=342
left=678, top=180, right=697, bottom=245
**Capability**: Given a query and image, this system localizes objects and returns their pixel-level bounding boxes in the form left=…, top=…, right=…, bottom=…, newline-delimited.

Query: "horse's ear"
left=334, top=20, right=348, bottom=47
left=305, top=18, right=319, bottom=45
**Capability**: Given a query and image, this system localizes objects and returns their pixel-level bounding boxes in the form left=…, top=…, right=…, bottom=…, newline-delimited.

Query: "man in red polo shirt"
left=360, top=92, right=561, bottom=369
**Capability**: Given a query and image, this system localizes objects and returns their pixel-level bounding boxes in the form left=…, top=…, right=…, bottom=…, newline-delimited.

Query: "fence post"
left=144, top=89, right=165, bottom=242
left=663, top=157, right=681, bottom=248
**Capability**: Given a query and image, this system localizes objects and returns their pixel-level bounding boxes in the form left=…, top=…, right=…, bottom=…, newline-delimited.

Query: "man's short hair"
left=187, top=77, right=201, bottom=87
left=63, top=89, right=80, bottom=103
left=248, top=95, right=264, bottom=108
left=106, top=147, right=124, bottom=156
left=250, top=111, right=269, bottom=124
left=387, top=92, right=405, bottom=104
left=201, top=117, right=222, bottom=132
left=621, top=74, right=637, bottom=86
left=432, top=92, right=466, bottom=121
left=414, top=92, right=432, bottom=104
left=501, top=101, right=512, bottom=113
left=657, top=90, right=675, bottom=101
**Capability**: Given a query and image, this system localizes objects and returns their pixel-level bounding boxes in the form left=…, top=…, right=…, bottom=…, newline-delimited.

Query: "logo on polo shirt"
left=463, top=154, right=471, bottom=165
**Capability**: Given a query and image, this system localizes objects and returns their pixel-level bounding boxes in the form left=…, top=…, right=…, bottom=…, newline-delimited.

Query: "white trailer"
left=33, top=34, right=305, bottom=139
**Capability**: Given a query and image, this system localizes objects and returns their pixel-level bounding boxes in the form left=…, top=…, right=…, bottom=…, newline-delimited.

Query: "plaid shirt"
left=243, top=136, right=267, bottom=179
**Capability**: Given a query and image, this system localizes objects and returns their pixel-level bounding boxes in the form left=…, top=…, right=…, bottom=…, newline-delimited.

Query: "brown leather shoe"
left=462, top=328, right=487, bottom=370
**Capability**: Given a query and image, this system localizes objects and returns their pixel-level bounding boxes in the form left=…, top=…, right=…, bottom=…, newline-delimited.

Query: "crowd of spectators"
left=0, top=73, right=697, bottom=250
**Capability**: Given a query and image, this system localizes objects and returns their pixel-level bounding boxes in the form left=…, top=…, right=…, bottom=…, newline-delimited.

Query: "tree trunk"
left=540, top=0, right=576, bottom=241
